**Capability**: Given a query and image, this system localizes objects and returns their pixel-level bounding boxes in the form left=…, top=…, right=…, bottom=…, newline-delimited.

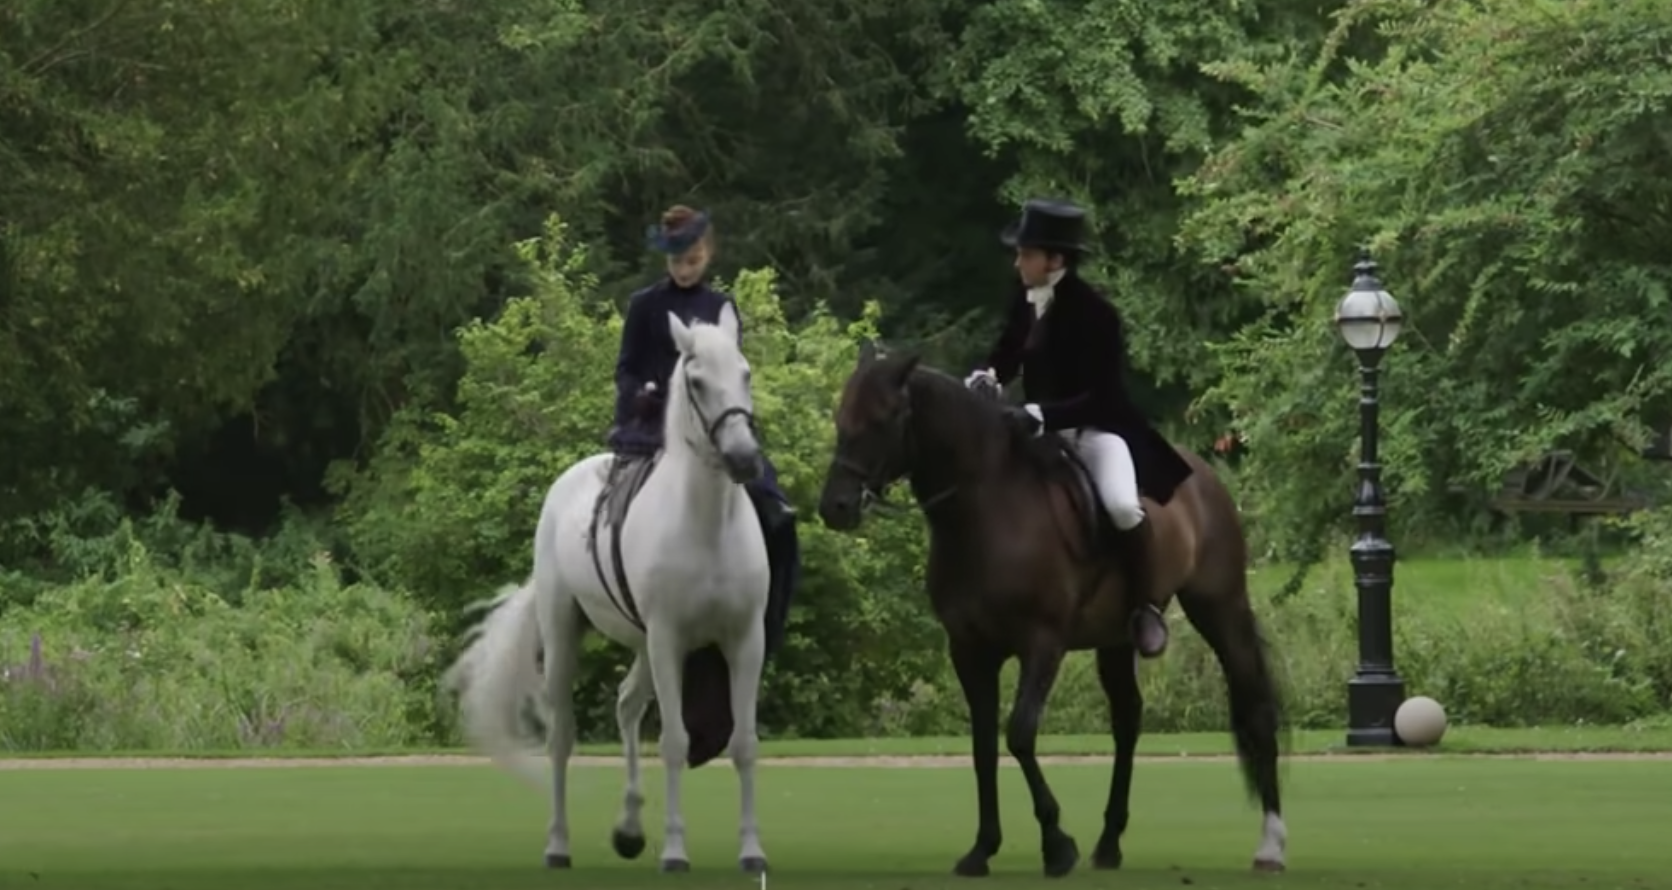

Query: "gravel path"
left=4, top=751, right=1671, bottom=770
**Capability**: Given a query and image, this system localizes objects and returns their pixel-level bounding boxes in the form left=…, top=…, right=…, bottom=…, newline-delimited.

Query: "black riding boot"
left=752, top=490, right=795, bottom=533
left=744, top=486, right=798, bottom=658
left=1121, top=517, right=1169, bottom=659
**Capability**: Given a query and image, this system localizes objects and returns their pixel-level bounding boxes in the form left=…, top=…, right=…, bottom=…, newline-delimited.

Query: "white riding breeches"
left=1065, top=429, right=1145, bottom=530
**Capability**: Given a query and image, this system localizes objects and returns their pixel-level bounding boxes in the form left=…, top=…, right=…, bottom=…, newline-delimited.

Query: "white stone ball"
left=1394, top=695, right=1448, bottom=748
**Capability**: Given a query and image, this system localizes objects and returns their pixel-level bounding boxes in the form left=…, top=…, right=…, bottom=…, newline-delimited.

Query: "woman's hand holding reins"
left=634, top=382, right=666, bottom=419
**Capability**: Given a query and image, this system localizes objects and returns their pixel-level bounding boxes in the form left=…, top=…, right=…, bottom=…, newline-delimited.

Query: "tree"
left=1176, top=0, right=1672, bottom=552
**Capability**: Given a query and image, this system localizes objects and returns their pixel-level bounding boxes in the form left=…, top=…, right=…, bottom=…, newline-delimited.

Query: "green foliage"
left=0, top=505, right=436, bottom=751
left=941, top=0, right=1344, bottom=433
left=875, top=551, right=1672, bottom=736
left=8, top=513, right=1672, bottom=749
left=1178, top=0, right=1672, bottom=553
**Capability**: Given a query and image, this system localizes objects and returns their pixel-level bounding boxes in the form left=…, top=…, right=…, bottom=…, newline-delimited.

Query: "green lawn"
left=2, top=757, right=1667, bottom=889
left=8, top=723, right=1672, bottom=761
left=1245, top=553, right=1575, bottom=620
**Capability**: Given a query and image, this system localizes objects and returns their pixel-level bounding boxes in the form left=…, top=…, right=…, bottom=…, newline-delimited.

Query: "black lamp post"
left=1334, top=250, right=1408, bottom=748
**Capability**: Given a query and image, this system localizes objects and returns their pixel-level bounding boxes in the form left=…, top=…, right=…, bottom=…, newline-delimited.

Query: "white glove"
left=964, top=367, right=997, bottom=389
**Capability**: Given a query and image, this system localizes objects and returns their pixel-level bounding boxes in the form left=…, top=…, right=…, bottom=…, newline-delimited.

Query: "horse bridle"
left=678, top=357, right=758, bottom=463
left=831, top=390, right=957, bottom=515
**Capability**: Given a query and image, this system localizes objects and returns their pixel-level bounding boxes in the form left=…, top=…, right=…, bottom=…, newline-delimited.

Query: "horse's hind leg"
left=1006, top=638, right=1079, bottom=878
left=1090, top=644, right=1142, bottom=870
left=611, top=654, right=655, bottom=860
left=645, top=621, right=693, bottom=871
left=724, top=619, right=768, bottom=875
left=539, top=589, right=585, bottom=869
left=1177, top=587, right=1287, bottom=872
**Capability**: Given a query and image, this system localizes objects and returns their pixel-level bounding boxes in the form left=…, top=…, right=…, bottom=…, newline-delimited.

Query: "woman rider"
left=607, top=205, right=801, bottom=764
left=964, top=198, right=1192, bottom=659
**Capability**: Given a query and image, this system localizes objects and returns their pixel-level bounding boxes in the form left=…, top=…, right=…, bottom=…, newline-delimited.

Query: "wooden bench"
left=1489, top=450, right=1652, bottom=521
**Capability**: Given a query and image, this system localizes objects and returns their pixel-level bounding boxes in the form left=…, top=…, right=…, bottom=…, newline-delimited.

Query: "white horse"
left=443, top=309, right=771, bottom=874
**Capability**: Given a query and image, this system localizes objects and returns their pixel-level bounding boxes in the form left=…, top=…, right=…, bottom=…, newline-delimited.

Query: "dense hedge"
left=3, top=220, right=1671, bottom=750
left=5, top=505, right=1671, bottom=751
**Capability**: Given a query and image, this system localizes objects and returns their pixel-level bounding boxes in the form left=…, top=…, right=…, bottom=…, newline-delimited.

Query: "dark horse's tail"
left=1181, top=592, right=1291, bottom=809
left=1172, top=449, right=1291, bottom=810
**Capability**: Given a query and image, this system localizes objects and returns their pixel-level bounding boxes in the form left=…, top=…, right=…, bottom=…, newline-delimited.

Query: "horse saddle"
left=587, top=453, right=662, bottom=629
left=1047, top=436, right=1120, bottom=559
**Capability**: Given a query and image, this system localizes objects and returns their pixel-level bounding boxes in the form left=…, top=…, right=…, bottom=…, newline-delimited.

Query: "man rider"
left=965, top=197, right=1193, bottom=658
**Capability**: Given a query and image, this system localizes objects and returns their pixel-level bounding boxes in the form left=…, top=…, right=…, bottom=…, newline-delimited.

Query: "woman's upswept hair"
left=647, top=203, right=714, bottom=255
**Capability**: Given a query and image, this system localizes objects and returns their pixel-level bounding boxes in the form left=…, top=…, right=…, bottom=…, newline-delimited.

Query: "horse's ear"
left=717, top=301, right=740, bottom=343
left=857, top=339, right=878, bottom=365
left=667, top=311, right=694, bottom=354
left=890, top=353, right=922, bottom=390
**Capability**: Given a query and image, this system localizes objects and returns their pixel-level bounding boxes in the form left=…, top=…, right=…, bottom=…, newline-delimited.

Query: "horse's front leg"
left=611, top=654, right=656, bottom=860
left=948, top=640, right=1004, bottom=877
left=725, top=619, right=768, bottom=874
left=1009, top=639, right=1078, bottom=878
left=645, top=622, right=692, bottom=871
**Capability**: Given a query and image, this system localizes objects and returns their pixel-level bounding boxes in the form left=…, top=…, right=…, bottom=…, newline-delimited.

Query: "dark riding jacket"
left=609, top=277, right=740, bottom=455
left=977, top=269, right=1193, bottom=504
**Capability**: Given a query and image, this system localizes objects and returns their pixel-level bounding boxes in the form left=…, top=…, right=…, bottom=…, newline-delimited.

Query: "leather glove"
left=964, top=367, right=1002, bottom=399
left=633, top=382, right=665, bottom=419
left=1002, top=403, right=1044, bottom=437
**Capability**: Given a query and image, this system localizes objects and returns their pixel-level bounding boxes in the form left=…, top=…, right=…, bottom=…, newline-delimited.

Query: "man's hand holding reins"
left=965, top=367, right=1003, bottom=400
left=1002, top=403, right=1044, bottom=437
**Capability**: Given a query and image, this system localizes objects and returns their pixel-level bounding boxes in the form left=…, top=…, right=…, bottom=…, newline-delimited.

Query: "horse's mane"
left=901, top=361, right=1070, bottom=479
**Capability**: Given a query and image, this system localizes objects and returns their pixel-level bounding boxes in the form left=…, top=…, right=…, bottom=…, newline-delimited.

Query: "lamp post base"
left=1345, top=672, right=1407, bottom=748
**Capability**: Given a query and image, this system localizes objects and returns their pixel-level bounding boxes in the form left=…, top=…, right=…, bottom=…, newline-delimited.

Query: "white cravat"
left=1026, top=269, right=1068, bottom=318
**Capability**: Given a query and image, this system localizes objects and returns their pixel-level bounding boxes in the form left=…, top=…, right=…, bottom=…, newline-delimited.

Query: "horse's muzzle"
left=816, top=493, right=863, bottom=532
left=721, top=449, right=764, bottom=484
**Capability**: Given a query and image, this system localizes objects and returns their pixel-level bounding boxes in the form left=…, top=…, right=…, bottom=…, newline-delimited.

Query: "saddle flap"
left=599, top=454, right=661, bottom=534
left=585, top=453, right=664, bottom=632
left=1048, top=438, right=1117, bottom=554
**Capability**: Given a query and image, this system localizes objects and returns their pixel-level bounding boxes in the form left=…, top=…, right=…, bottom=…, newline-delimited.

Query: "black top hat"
left=999, top=198, right=1090, bottom=254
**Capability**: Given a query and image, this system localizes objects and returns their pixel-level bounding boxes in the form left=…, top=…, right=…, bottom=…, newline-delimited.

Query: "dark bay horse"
left=816, top=343, right=1286, bottom=877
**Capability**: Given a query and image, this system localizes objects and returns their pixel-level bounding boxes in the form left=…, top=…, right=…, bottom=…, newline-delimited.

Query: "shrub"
left=872, top=548, right=1672, bottom=737
left=0, top=513, right=437, bottom=751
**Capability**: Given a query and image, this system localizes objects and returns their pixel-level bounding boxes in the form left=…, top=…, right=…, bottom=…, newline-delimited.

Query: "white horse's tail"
left=442, top=581, right=548, bottom=789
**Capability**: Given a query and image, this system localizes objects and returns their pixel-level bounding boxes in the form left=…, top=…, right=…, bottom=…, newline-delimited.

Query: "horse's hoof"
left=612, top=828, right=646, bottom=860
left=953, top=853, right=992, bottom=877
left=544, top=853, right=573, bottom=869
left=1091, top=840, right=1123, bottom=870
left=1043, top=833, right=1080, bottom=878
left=740, top=856, right=769, bottom=875
left=1252, top=857, right=1286, bottom=873
left=661, top=858, right=691, bottom=873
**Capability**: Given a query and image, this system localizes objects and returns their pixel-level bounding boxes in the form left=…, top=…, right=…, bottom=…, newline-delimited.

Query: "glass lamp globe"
left=1335, top=261, right=1403, bottom=352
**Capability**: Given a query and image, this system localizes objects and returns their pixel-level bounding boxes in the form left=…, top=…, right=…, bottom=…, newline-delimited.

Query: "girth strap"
left=587, top=454, right=660, bottom=630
